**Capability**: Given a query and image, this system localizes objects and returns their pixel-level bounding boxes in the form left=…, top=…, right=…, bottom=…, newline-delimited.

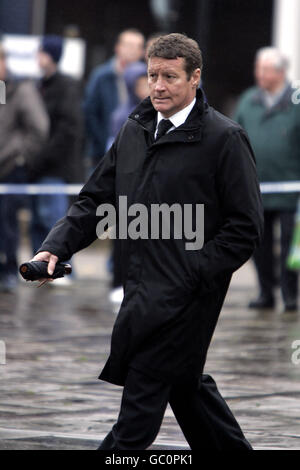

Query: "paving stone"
left=1, top=246, right=300, bottom=450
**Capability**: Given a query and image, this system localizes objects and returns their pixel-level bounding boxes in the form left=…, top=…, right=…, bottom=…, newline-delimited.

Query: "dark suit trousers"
left=252, top=210, right=298, bottom=303
left=98, top=367, right=252, bottom=450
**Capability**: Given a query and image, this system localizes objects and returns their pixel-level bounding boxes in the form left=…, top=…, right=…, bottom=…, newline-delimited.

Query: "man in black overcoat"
left=32, top=34, right=264, bottom=450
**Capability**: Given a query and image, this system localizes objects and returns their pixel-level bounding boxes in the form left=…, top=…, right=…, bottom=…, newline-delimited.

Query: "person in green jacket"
left=234, top=47, right=300, bottom=312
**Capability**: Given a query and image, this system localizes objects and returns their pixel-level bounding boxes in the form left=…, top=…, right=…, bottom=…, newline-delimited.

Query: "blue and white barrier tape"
left=259, top=182, right=300, bottom=194
left=0, top=184, right=83, bottom=195
left=0, top=181, right=300, bottom=195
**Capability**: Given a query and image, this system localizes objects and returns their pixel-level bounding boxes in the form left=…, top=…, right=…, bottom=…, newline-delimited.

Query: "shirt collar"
left=262, top=81, right=290, bottom=108
left=156, top=97, right=196, bottom=132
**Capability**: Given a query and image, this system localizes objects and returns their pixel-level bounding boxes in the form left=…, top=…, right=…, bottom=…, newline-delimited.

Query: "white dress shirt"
left=262, top=82, right=289, bottom=109
left=154, top=97, right=196, bottom=139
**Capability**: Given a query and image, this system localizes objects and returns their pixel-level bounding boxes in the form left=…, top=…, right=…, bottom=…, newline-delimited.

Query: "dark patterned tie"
left=155, top=119, right=173, bottom=140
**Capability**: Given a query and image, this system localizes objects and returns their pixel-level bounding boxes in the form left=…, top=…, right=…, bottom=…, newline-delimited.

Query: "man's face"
left=255, top=58, right=285, bottom=92
left=115, top=32, right=145, bottom=65
left=148, top=56, right=200, bottom=118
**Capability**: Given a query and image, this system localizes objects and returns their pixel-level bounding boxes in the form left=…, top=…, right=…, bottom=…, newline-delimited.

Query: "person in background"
left=0, top=43, right=49, bottom=292
left=234, top=47, right=300, bottom=312
left=83, top=29, right=145, bottom=169
left=108, top=61, right=149, bottom=143
left=107, top=61, right=149, bottom=307
left=30, top=35, right=83, bottom=276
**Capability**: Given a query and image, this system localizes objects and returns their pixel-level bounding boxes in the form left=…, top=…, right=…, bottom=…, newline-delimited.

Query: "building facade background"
left=0, top=0, right=291, bottom=114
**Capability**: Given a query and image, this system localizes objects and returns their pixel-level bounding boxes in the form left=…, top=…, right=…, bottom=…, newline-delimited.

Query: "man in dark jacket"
left=30, top=35, right=83, bottom=254
left=83, top=29, right=145, bottom=168
left=32, top=34, right=263, bottom=450
left=234, top=47, right=300, bottom=312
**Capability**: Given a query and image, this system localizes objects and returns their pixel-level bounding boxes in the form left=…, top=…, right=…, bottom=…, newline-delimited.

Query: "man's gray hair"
left=255, top=47, right=289, bottom=71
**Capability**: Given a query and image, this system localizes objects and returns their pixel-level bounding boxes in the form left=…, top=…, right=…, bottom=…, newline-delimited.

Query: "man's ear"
left=191, top=68, right=201, bottom=88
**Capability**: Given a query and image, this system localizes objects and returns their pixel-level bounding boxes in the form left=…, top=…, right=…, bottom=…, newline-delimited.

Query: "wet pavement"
left=1, top=240, right=300, bottom=450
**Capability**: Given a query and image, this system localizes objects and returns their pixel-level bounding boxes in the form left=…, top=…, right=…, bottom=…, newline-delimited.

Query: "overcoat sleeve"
left=38, top=142, right=117, bottom=261
left=195, top=129, right=264, bottom=291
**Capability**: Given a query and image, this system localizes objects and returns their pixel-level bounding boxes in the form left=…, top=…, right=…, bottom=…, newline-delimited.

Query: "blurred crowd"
left=0, top=29, right=300, bottom=312
left=0, top=29, right=155, bottom=298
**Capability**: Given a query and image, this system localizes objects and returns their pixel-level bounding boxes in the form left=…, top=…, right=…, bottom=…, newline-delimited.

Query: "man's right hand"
left=30, top=251, right=59, bottom=285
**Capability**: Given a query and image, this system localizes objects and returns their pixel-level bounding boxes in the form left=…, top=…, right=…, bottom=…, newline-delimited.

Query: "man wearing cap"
left=30, top=35, right=83, bottom=255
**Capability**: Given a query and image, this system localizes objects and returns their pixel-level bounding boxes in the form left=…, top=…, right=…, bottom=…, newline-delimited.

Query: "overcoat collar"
left=128, top=88, right=206, bottom=144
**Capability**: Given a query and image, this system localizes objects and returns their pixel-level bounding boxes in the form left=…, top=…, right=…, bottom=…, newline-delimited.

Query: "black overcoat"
left=40, top=89, right=264, bottom=386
